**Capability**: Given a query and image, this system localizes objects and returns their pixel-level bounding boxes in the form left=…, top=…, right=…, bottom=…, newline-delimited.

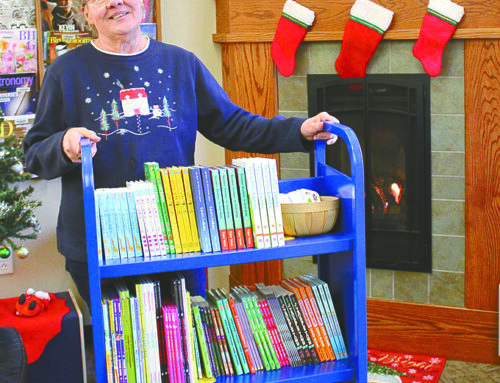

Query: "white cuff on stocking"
left=350, top=0, right=394, bottom=34
left=282, top=0, right=315, bottom=28
left=428, top=0, right=465, bottom=25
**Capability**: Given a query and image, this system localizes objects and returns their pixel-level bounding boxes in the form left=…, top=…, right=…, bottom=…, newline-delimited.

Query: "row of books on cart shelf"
left=95, top=157, right=286, bottom=261
left=102, top=272, right=347, bottom=383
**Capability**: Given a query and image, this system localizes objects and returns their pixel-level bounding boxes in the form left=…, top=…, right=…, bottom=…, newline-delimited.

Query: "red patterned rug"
left=368, top=349, right=446, bottom=383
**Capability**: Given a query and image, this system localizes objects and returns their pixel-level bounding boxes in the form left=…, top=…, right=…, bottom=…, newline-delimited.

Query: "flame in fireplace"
left=390, top=183, right=402, bottom=204
left=371, top=177, right=403, bottom=214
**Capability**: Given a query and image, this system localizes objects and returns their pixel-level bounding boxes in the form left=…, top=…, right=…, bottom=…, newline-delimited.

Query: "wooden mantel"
left=214, top=0, right=500, bottom=42
left=216, top=0, right=500, bottom=364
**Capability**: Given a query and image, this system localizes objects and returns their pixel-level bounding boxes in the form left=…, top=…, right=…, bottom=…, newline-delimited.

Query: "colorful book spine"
left=217, top=167, right=236, bottom=250
left=130, top=296, right=146, bottom=383
left=200, top=302, right=224, bottom=376
left=129, top=182, right=156, bottom=257
left=207, top=290, right=243, bottom=375
left=255, top=283, right=301, bottom=367
left=253, top=159, right=274, bottom=248
left=226, top=166, right=246, bottom=249
left=119, top=289, right=136, bottom=383
left=267, top=158, right=286, bottom=246
left=188, top=167, right=212, bottom=253
left=170, top=304, right=186, bottom=383
left=104, top=189, right=121, bottom=260
left=293, top=277, right=335, bottom=361
left=282, top=279, right=326, bottom=362
left=159, top=168, right=183, bottom=254
left=217, top=289, right=249, bottom=374
left=125, top=189, right=143, bottom=258
left=209, top=305, right=233, bottom=376
left=127, top=183, right=150, bottom=258
left=94, top=191, right=103, bottom=261
left=107, top=299, right=120, bottom=382
left=135, top=283, right=150, bottom=381
left=96, top=190, right=116, bottom=260
left=117, top=188, right=136, bottom=259
left=192, top=302, right=213, bottom=378
left=113, top=298, right=127, bottom=382
left=111, top=189, right=129, bottom=259
left=200, top=166, right=221, bottom=252
left=209, top=168, right=229, bottom=251
left=271, top=285, right=309, bottom=365
left=231, top=294, right=263, bottom=371
left=102, top=300, right=114, bottom=383
left=143, top=162, right=170, bottom=253
left=181, top=167, right=201, bottom=252
left=169, top=167, right=194, bottom=253
left=227, top=293, right=256, bottom=373
left=259, top=298, right=289, bottom=367
left=146, top=162, right=176, bottom=255
left=305, top=274, right=348, bottom=359
left=232, top=159, right=266, bottom=249
left=232, top=287, right=272, bottom=371
left=145, top=182, right=168, bottom=257
left=284, top=288, right=319, bottom=364
left=246, top=289, right=280, bottom=370
left=190, top=309, right=203, bottom=379
left=232, top=165, right=254, bottom=248
left=174, top=274, right=195, bottom=382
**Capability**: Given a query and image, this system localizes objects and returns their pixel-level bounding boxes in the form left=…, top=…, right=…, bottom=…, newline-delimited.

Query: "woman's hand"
left=300, top=112, right=339, bottom=145
left=62, top=127, right=101, bottom=163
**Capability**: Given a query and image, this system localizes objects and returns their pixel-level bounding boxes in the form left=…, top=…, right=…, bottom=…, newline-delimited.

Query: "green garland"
left=0, top=133, right=41, bottom=250
left=368, top=361, right=410, bottom=377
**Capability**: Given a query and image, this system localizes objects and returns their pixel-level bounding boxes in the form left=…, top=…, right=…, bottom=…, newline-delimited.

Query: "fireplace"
left=308, top=74, right=431, bottom=272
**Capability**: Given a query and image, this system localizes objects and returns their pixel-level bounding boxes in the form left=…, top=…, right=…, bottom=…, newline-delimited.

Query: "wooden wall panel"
left=214, top=0, right=500, bottom=42
left=221, top=43, right=282, bottom=286
left=367, top=299, right=500, bottom=364
left=465, top=40, right=500, bottom=311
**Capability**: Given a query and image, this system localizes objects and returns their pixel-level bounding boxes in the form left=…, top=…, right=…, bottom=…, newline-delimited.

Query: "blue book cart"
left=82, top=122, right=367, bottom=383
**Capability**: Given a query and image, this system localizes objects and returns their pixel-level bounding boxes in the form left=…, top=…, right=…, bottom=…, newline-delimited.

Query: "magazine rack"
left=82, top=121, right=367, bottom=383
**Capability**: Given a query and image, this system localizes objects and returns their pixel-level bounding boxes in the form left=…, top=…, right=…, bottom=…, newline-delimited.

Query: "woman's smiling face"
left=83, top=0, right=143, bottom=41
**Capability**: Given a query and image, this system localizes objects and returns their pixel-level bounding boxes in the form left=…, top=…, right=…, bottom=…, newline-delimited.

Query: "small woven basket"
left=281, top=196, right=339, bottom=237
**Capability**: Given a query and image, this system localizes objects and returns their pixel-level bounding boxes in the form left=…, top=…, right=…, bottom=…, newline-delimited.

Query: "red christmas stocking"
left=271, top=0, right=315, bottom=77
left=413, top=0, right=464, bottom=77
left=335, top=0, right=393, bottom=79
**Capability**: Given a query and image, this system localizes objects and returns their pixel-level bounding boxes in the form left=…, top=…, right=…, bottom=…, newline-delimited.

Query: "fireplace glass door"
left=308, top=74, right=431, bottom=272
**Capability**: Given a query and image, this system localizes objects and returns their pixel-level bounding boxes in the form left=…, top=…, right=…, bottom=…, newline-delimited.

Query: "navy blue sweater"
left=24, top=39, right=308, bottom=262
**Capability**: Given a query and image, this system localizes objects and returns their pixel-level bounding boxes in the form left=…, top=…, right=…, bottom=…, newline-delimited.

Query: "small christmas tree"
left=0, top=133, right=41, bottom=252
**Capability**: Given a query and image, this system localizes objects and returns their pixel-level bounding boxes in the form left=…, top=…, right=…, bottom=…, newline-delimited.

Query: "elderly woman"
left=24, top=0, right=338, bottom=308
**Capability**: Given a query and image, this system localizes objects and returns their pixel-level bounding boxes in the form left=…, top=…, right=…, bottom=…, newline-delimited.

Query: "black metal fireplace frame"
left=308, top=74, right=432, bottom=272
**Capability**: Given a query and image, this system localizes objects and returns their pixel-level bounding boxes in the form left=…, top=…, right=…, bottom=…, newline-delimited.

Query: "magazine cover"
left=1, top=115, right=35, bottom=138
left=0, top=0, right=36, bottom=29
left=43, top=30, right=92, bottom=68
left=0, top=29, right=37, bottom=74
left=40, top=0, right=91, bottom=33
left=0, top=72, right=38, bottom=117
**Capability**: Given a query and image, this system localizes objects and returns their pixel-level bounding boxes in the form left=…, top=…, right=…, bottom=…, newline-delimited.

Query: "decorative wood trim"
left=153, top=0, right=162, bottom=41
left=464, top=39, right=500, bottom=311
left=214, top=0, right=500, bottom=42
left=214, top=28, right=500, bottom=43
left=368, top=299, right=500, bottom=364
left=221, top=42, right=282, bottom=286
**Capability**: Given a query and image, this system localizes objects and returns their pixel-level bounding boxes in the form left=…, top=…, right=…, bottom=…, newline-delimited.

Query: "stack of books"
left=101, top=273, right=347, bottom=383
left=94, top=158, right=286, bottom=261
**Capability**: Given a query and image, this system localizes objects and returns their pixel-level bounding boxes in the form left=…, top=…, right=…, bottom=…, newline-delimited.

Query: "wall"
left=279, top=40, right=466, bottom=308
left=0, top=1, right=226, bottom=323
